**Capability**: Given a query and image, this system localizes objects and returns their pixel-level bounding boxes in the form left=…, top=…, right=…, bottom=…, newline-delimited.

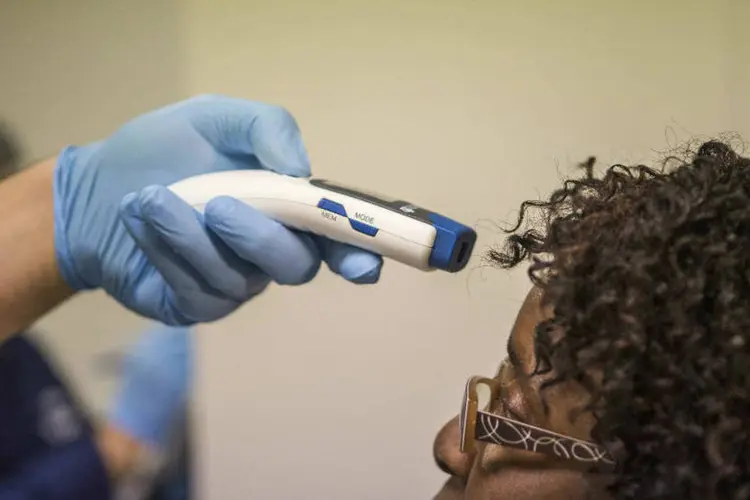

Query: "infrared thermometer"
left=168, top=170, right=476, bottom=272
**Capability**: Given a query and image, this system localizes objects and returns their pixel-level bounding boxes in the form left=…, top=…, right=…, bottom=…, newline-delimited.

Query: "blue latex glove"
left=54, top=95, right=383, bottom=325
left=108, top=325, right=192, bottom=450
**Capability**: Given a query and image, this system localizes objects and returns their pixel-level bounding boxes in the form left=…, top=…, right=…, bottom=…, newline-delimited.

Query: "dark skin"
left=432, top=287, right=612, bottom=499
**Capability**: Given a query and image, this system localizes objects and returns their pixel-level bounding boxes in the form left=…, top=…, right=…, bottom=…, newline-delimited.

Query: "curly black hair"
left=488, top=139, right=750, bottom=499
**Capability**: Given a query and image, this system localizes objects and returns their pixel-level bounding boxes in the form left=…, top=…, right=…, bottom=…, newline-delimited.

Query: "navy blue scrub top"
left=0, top=333, right=111, bottom=499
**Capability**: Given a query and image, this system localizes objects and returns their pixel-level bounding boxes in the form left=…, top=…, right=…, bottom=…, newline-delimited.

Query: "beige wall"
left=727, top=0, right=750, bottom=135
left=185, top=1, right=742, bottom=499
left=0, top=0, right=747, bottom=499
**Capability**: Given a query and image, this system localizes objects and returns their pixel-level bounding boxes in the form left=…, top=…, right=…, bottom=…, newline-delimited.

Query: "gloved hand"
left=54, top=95, right=383, bottom=325
left=108, top=324, right=192, bottom=450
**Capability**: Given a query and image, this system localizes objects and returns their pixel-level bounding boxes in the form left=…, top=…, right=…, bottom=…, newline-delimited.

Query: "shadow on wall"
left=0, top=0, right=187, bottom=162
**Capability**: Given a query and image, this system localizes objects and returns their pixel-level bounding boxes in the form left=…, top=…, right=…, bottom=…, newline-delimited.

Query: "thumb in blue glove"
left=108, top=325, right=192, bottom=450
left=54, top=95, right=383, bottom=325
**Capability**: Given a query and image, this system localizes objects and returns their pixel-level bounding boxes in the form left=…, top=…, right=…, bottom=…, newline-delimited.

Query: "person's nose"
left=433, top=415, right=474, bottom=481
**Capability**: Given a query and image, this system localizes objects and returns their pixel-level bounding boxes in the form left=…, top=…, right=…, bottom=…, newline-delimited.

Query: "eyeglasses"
left=459, top=376, right=615, bottom=469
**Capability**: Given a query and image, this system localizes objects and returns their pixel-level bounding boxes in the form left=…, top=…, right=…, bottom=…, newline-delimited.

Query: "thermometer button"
left=349, top=219, right=379, bottom=237
left=317, top=198, right=347, bottom=217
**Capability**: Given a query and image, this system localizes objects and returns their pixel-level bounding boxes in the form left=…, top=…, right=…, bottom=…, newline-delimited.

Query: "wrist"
left=52, top=145, right=95, bottom=290
left=0, top=157, right=74, bottom=340
left=96, top=424, right=146, bottom=480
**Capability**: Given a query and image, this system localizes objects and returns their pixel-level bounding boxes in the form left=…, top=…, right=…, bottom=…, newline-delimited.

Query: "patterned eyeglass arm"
left=474, top=410, right=616, bottom=468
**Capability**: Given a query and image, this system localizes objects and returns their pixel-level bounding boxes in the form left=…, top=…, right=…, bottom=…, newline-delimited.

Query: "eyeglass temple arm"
left=474, top=410, right=616, bottom=467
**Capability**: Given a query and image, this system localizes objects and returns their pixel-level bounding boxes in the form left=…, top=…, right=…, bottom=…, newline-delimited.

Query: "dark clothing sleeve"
left=0, top=334, right=112, bottom=499
left=0, top=436, right=110, bottom=500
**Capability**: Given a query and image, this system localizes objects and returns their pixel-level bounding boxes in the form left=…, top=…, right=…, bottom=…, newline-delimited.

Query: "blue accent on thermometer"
left=318, top=198, right=380, bottom=237
left=349, top=219, right=379, bottom=236
left=317, top=198, right=347, bottom=217
left=427, top=213, right=476, bottom=272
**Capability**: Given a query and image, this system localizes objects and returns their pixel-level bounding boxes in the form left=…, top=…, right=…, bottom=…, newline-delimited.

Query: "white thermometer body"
left=168, top=170, right=476, bottom=272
